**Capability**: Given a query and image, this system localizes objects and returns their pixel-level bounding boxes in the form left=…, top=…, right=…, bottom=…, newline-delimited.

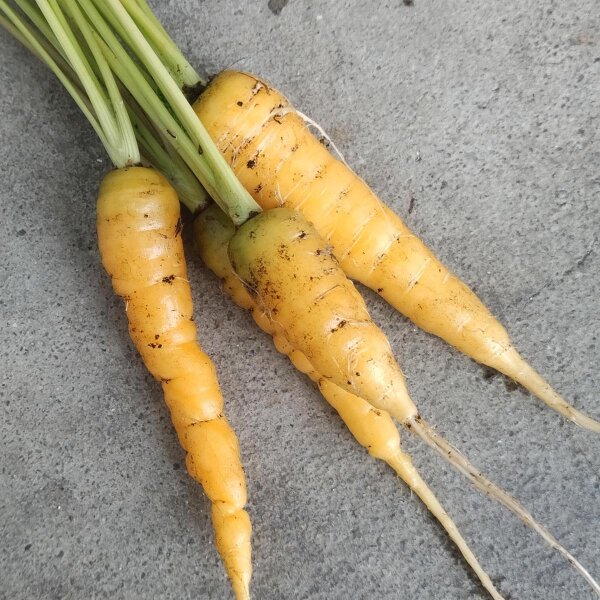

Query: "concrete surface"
left=1, top=1, right=599, bottom=599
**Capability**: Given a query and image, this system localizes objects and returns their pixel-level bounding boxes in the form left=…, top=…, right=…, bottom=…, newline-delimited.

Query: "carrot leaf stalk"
left=84, top=0, right=260, bottom=225
left=0, top=0, right=138, bottom=169
left=118, top=0, right=205, bottom=90
left=119, top=0, right=204, bottom=92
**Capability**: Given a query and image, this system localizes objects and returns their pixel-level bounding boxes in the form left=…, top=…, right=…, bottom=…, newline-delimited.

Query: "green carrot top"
left=0, top=0, right=261, bottom=224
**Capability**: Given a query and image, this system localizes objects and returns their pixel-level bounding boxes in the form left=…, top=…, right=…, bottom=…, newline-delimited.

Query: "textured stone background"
left=1, top=1, right=599, bottom=599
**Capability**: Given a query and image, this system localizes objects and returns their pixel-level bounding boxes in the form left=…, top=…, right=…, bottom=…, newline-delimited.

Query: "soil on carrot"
left=175, top=217, right=183, bottom=237
left=182, top=80, right=206, bottom=103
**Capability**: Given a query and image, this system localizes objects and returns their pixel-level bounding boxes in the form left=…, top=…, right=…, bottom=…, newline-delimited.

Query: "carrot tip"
left=491, top=348, right=600, bottom=433
left=388, top=452, right=506, bottom=600
left=408, top=416, right=600, bottom=597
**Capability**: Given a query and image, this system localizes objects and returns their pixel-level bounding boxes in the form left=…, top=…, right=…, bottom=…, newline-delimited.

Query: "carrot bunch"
left=2, top=1, right=599, bottom=599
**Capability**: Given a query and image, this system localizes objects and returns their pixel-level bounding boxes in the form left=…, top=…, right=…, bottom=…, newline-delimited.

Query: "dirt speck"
left=182, top=80, right=205, bottom=103
left=277, top=243, right=290, bottom=260
left=408, top=196, right=416, bottom=214
left=268, top=0, right=288, bottom=15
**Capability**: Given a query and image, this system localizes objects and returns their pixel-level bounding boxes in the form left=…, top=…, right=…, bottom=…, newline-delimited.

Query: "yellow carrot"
left=2, top=5, right=261, bottom=598
left=195, top=205, right=502, bottom=599
left=195, top=203, right=600, bottom=597
left=97, top=167, right=252, bottom=600
left=193, top=70, right=599, bottom=433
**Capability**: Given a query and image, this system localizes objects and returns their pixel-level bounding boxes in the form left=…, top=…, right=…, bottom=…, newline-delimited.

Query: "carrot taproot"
left=228, top=208, right=419, bottom=423
left=216, top=208, right=600, bottom=597
left=97, top=167, right=252, bottom=599
left=194, top=204, right=502, bottom=599
left=192, top=70, right=600, bottom=433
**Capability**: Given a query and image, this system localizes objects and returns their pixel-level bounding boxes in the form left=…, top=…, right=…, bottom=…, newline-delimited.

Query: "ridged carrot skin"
left=193, top=70, right=599, bottom=432
left=96, top=167, right=251, bottom=600
left=195, top=205, right=426, bottom=463
left=227, top=207, right=418, bottom=424
left=194, top=204, right=503, bottom=600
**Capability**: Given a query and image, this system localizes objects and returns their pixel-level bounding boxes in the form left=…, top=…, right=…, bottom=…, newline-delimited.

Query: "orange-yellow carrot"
left=228, top=208, right=418, bottom=424
left=97, top=167, right=251, bottom=600
left=195, top=203, right=600, bottom=597
left=193, top=70, right=599, bottom=432
left=194, top=204, right=503, bottom=599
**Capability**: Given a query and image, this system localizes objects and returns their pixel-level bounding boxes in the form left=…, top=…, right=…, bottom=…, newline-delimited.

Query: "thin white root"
left=388, top=451, right=506, bottom=600
left=296, top=109, right=348, bottom=165
left=295, top=109, right=349, bottom=166
left=267, top=105, right=348, bottom=165
left=408, top=416, right=600, bottom=597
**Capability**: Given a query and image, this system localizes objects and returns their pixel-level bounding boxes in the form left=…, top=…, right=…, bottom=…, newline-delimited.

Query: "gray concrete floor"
left=1, top=1, right=599, bottom=599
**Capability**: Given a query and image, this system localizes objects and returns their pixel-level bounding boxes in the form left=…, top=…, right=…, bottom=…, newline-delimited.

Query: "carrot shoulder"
left=97, top=167, right=251, bottom=600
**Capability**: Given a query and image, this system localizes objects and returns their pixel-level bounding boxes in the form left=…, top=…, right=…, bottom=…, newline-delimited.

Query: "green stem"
left=75, top=0, right=219, bottom=201
left=37, top=0, right=119, bottom=149
left=127, top=100, right=208, bottom=213
left=62, top=0, right=138, bottom=165
left=96, top=29, right=221, bottom=202
left=2, top=0, right=139, bottom=167
left=119, top=0, right=203, bottom=89
left=89, top=0, right=261, bottom=226
left=14, top=0, right=64, bottom=60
